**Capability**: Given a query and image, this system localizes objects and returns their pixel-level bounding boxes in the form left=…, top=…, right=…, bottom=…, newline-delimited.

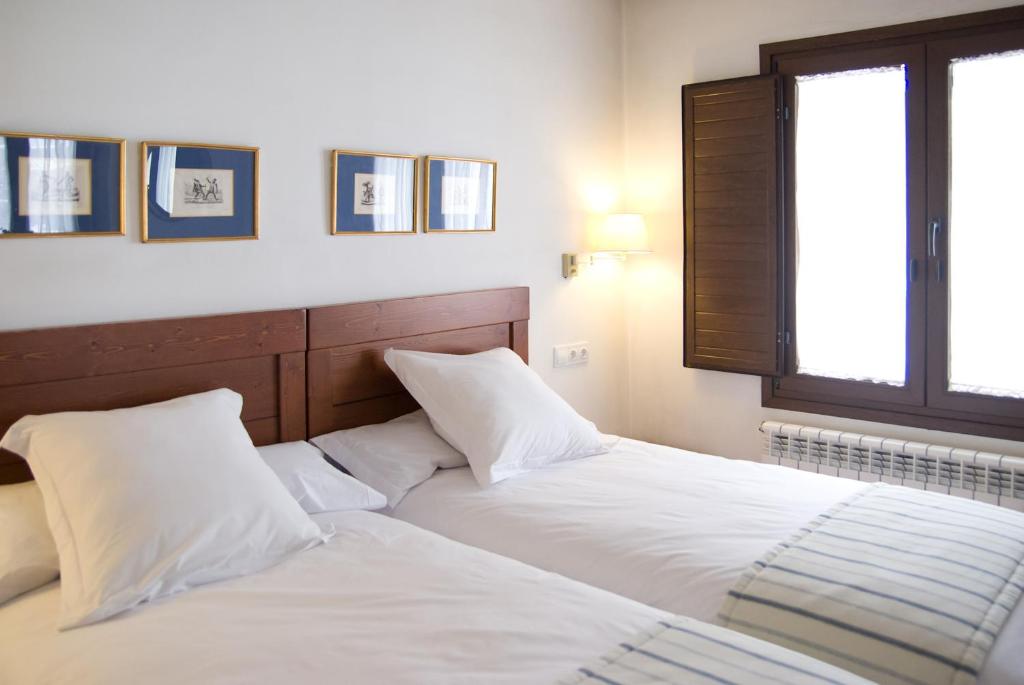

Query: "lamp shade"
left=592, top=213, right=650, bottom=253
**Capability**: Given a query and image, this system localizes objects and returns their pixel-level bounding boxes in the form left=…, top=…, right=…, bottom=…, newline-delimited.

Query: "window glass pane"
left=948, top=49, right=1024, bottom=399
left=794, top=66, right=907, bottom=385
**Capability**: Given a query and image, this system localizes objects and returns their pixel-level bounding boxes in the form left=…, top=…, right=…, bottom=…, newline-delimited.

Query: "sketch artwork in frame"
left=0, top=131, right=125, bottom=237
left=331, top=150, right=416, bottom=234
left=172, top=168, right=234, bottom=218
left=423, top=156, right=496, bottom=233
left=141, top=141, right=259, bottom=243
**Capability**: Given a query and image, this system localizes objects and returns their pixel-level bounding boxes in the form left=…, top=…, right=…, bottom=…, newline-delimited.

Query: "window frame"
left=925, top=27, right=1024, bottom=422
left=774, top=44, right=927, bottom=408
left=760, top=7, right=1024, bottom=442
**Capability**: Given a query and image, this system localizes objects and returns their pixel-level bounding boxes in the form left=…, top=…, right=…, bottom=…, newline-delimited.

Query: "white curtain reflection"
left=948, top=49, right=1024, bottom=398
left=0, top=137, right=10, bottom=233
left=27, top=137, right=78, bottom=233
left=440, top=161, right=492, bottom=231
left=154, top=146, right=178, bottom=214
left=372, top=157, right=411, bottom=232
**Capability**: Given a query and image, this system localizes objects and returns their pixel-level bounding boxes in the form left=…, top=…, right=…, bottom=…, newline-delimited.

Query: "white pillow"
left=0, top=481, right=59, bottom=604
left=0, top=389, right=328, bottom=629
left=311, top=410, right=465, bottom=508
left=256, top=441, right=386, bottom=513
left=383, top=347, right=607, bottom=486
left=0, top=443, right=377, bottom=609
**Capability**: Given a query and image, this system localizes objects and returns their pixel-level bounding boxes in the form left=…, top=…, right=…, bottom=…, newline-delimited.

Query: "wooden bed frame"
left=0, top=287, right=528, bottom=485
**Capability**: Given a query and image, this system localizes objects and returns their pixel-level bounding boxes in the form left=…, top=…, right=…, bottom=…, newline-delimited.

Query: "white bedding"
left=391, top=437, right=1024, bottom=685
left=0, top=511, right=667, bottom=685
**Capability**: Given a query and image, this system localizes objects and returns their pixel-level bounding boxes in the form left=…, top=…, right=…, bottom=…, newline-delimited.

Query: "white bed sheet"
left=0, top=511, right=667, bottom=685
left=391, top=437, right=1024, bottom=685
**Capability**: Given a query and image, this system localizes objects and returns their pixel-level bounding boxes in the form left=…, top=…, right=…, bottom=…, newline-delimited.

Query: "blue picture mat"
left=427, top=158, right=495, bottom=231
left=335, top=153, right=415, bottom=232
left=0, top=136, right=121, bottom=235
left=145, top=146, right=256, bottom=240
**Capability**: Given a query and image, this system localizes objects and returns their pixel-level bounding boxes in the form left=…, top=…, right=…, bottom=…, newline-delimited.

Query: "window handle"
left=909, top=258, right=919, bottom=282
left=928, top=219, right=942, bottom=257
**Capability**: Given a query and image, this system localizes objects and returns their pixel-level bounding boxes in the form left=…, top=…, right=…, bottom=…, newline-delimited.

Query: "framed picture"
left=141, top=141, right=259, bottom=243
left=0, top=131, right=125, bottom=238
left=423, top=156, right=496, bottom=233
left=332, top=150, right=417, bottom=234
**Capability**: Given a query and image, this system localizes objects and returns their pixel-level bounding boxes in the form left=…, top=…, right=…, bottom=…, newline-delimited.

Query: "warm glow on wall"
left=563, top=213, right=651, bottom=278
left=579, top=180, right=620, bottom=213
left=590, top=213, right=650, bottom=254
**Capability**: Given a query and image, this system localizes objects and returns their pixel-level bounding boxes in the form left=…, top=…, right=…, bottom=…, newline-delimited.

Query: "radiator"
left=759, top=420, right=1024, bottom=512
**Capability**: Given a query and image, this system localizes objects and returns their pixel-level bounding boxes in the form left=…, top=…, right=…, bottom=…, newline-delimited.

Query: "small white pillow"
left=256, top=441, right=386, bottom=513
left=383, top=347, right=607, bottom=486
left=0, top=482, right=59, bottom=604
left=0, top=389, right=328, bottom=629
left=311, top=410, right=465, bottom=508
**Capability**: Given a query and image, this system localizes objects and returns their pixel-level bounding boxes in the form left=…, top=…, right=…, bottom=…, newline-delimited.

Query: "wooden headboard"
left=0, top=308, right=307, bottom=484
left=306, top=287, right=529, bottom=437
left=0, top=287, right=529, bottom=484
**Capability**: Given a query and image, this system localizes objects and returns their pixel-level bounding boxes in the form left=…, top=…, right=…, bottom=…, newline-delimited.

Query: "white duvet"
left=0, top=511, right=666, bottom=685
left=392, top=437, right=1024, bottom=685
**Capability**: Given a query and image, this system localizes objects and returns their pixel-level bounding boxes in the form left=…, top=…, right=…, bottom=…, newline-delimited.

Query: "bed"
left=0, top=510, right=665, bottom=685
left=0, top=296, right=868, bottom=685
left=390, top=439, right=1024, bottom=685
left=2, top=508, right=875, bottom=685
left=302, top=288, right=1024, bottom=685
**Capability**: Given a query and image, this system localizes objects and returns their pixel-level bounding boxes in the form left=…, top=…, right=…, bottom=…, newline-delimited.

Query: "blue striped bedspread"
left=562, top=615, right=872, bottom=684
left=717, top=482, right=1024, bottom=685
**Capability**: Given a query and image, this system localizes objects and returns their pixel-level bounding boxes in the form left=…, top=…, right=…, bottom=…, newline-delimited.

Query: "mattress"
left=0, top=510, right=667, bottom=685
left=391, top=437, right=1024, bottom=685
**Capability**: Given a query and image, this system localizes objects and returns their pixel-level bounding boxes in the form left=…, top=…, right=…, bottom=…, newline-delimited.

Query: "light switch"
left=553, top=342, right=590, bottom=368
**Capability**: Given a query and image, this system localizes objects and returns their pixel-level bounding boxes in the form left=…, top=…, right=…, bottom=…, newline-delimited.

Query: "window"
left=947, top=50, right=1024, bottom=400
left=683, top=7, right=1024, bottom=441
left=793, top=66, right=908, bottom=386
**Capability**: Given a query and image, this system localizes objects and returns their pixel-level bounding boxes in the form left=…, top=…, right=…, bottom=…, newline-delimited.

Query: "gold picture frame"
left=423, top=155, right=497, bottom=233
left=140, top=140, right=260, bottom=243
left=331, top=149, right=418, bottom=235
left=0, top=131, right=126, bottom=238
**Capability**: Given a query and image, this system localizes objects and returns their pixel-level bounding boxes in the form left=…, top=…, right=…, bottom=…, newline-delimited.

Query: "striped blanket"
left=718, top=482, right=1024, bottom=685
left=562, top=615, right=872, bottom=684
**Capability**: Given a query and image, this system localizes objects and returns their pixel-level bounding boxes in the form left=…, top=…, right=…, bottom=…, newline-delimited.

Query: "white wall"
left=0, top=0, right=630, bottom=433
left=621, top=0, right=1024, bottom=459
left=5, top=0, right=1021, bottom=456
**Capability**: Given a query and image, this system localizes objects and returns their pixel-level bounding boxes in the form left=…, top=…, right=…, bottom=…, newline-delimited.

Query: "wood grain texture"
left=511, top=320, right=529, bottom=364
left=683, top=75, right=782, bottom=376
left=308, top=287, right=528, bottom=349
left=306, top=288, right=530, bottom=438
left=328, top=324, right=510, bottom=405
left=278, top=351, right=307, bottom=442
left=0, top=308, right=307, bottom=484
left=0, top=309, right=305, bottom=387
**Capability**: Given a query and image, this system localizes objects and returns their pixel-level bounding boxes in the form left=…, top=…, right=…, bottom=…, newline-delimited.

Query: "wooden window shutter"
left=683, top=75, right=782, bottom=375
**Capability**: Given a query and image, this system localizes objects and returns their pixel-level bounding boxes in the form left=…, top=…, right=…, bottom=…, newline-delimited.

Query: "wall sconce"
left=562, top=212, right=651, bottom=278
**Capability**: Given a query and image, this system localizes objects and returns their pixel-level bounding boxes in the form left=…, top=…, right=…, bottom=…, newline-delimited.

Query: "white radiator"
left=759, top=421, right=1024, bottom=512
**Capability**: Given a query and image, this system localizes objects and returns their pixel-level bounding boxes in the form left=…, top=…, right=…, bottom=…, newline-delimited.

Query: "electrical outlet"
left=553, top=342, right=590, bottom=368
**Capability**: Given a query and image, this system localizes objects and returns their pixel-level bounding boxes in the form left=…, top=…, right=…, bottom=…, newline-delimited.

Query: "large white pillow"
left=0, top=442, right=377, bottom=608
left=311, top=410, right=465, bottom=508
left=257, top=441, right=386, bottom=513
left=0, top=482, right=59, bottom=604
left=0, top=389, right=328, bottom=629
left=383, top=347, right=607, bottom=486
